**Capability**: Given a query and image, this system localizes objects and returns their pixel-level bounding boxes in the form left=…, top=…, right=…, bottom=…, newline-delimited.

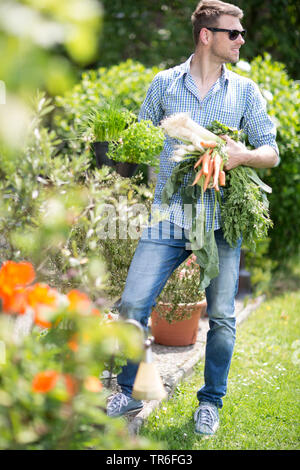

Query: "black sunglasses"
left=206, top=27, right=247, bottom=41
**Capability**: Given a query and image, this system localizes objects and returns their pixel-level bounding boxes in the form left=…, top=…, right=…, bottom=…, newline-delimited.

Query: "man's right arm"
left=138, top=73, right=165, bottom=126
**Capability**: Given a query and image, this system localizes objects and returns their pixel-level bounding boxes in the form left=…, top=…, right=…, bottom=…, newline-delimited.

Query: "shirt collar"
left=180, top=53, right=230, bottom=83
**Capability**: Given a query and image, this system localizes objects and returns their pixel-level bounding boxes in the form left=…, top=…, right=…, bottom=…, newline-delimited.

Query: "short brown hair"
left=191, top=0, right=243, bottom=45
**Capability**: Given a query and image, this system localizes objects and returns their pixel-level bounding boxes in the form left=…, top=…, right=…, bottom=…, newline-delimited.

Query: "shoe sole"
left=125, top=406, right=144, bottom=415
left=194, top=426, right=218, bottom=437
left=107, top=405, right=144, bottom=418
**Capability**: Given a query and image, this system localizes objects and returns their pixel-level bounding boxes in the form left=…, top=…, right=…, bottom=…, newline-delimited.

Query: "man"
left=107, top=0, right=279, bottom=436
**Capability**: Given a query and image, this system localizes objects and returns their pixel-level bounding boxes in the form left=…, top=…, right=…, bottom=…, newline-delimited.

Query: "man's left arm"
left=222, top=137, right=279, bottom=170
left=223, top=81, right=280, bottom=170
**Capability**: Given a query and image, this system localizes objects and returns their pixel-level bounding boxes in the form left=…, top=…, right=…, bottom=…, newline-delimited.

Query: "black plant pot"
left=92, top=141, right=139, bottom=177
left=115, top=161, right=139, bottom=177
left=93, top=141, right=115, bottom=169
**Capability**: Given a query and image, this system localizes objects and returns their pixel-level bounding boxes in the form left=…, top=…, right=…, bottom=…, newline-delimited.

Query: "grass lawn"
left=140, top=289, right=300, bottom=450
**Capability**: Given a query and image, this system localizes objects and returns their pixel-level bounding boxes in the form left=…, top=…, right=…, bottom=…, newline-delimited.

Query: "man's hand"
left=221, top=135, right=247, bottom=170
left=221, top=135, right=279, bottom=170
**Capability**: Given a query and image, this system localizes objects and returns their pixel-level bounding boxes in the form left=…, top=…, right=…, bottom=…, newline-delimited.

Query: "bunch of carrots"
left=191, top=142, right=226, bottom=192
left=160, top=113, right=228, bottom=192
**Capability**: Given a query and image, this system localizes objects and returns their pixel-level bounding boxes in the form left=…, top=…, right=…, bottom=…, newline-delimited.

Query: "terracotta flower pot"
left=151, top=299, right=207, bottom=346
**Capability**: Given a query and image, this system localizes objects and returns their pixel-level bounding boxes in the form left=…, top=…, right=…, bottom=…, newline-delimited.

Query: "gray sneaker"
left=107, top=392, right=143, bottom=417
left=194, top=401, right=219, bottom=436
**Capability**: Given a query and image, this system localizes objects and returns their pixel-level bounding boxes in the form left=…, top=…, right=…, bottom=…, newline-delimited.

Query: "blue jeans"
left=117, top=221, right=242, bottom=408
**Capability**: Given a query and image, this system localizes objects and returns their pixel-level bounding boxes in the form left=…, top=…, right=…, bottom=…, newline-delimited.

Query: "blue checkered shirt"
left=138, top=54, right=279, bottom=232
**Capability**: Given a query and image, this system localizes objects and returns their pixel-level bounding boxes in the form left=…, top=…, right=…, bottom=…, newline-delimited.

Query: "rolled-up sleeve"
left=242, top=81, right=280, bottom=163
left=138, top=73, right=165, bottom=126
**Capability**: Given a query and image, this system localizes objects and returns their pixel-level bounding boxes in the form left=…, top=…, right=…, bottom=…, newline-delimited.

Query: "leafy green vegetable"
left=162, top=158, right=194, bottom=204
left=84, top=99, right=136, bottom=141
left=208, top=121, right=273, bottom=250
left=107, top=120, right=164, bottom=167
left=220, top=165, right=273, bottom=250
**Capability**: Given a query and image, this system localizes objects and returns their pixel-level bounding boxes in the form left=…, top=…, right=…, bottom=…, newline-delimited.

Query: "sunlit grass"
left=140, top=290, right=300, bottom=450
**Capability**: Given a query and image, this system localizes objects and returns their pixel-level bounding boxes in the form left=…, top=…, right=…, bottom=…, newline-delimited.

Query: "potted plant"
left=107, top=119, right=165, bottom=174
left=85, top=99, right=138, bottom=176
left=151, top=254, right=207, bottom=346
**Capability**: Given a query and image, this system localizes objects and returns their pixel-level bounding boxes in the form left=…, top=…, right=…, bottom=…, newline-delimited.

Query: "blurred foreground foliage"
left=0, top=0, right=103, bottom=97
left=0, top=93, right=160, bottom=449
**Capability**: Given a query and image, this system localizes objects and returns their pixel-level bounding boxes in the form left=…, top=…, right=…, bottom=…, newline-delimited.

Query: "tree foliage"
left=98, top=0, right=300, bottom=79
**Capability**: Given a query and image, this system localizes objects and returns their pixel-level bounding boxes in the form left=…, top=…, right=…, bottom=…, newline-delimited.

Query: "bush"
left=230, top=54, right=300, bottom=262
left=53, top=60, right=162, bottom=174
left=54, top=59, right=160, bottom=141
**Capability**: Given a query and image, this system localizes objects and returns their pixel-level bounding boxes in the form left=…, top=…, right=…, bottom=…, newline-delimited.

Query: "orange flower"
left=26, top=283, right=59, bottom=328
left=34, top=310, right=53, bottom=329
left=32, top=370, right=59, bottom=393
left=0, top=261, right=35, bottom=314
left=26, top=283, right=58, bottom=308
left=0, top=286, right=27, bottom=314
left=0, top=261, right=35, bottom=290
left=67, top=289, right=92, bottom=315
left=84, top=376, right=103, bottom=393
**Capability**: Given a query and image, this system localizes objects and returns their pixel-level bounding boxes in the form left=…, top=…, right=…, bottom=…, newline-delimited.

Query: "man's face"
left=209, top=14, right=245, bottom=64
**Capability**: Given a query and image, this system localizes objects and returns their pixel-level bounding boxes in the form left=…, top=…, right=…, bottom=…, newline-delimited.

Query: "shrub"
left=230, top=54, right=300, bottom=262
left=54, top=59, right=160, bottom=148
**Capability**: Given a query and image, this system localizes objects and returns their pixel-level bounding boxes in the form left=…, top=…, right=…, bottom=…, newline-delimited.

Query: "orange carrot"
left=213, top=153, right=221, bottom=191
left=203, top=158, right=214, bottom=192
left=194, top=155, right=203, bottom=169
left=219, top=170, right=226, bottom=186
left=200, top=141, right=217, bottom=148
left=191, top=168, right=204, bottom=186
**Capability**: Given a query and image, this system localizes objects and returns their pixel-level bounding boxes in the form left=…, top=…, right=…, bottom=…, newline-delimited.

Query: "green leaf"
left=198, top=229, right=219, bottom=290
left=246, top=167, right=272, bottom=193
